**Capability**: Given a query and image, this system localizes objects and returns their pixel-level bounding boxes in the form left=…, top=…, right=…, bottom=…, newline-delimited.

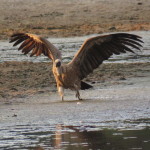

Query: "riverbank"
left=0, top=61, right=150, bottom=101
left=0, top=65, right=149, bottom=149
left=0, top=0, right=150, bottom=40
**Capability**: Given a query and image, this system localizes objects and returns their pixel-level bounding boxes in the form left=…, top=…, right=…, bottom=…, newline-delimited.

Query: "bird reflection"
left=26, top=124, right=149, bottom=150
left=54, top=124, right=63, bottom=149
left=52, top=124, right=106, bottom=149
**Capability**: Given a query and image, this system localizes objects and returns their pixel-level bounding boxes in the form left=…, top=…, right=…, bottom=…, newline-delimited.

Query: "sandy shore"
left=0, top=62, right=150, bottom=101
left=0, top=0, right=150, bottom=40
left=0, top=62, right=150, bottom=126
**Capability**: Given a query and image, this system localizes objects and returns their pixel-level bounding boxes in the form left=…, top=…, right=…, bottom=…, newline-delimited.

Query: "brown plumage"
left=9, top=32, right=143, bottom=100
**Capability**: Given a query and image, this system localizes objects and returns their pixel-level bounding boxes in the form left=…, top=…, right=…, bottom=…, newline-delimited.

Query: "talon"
left=79, top=97, right=82, bottom=100
left=76, top=90, right=82, bottom=100
left=78, top=95, right=82, bottom=100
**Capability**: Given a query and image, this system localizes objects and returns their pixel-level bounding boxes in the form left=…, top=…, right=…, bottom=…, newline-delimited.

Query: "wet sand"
left=0, top=0, right=150, bottom=39
left=0, top=62, right=150, bottom=126
left=0, top=62, right=150, bottom=101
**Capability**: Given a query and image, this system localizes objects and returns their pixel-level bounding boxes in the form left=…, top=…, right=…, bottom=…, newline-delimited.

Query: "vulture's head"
left=55, top=59, right=62, bottom=67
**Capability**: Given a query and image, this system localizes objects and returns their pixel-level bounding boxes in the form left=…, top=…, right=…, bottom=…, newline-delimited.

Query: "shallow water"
left=0, top=31, right=150, bottom=63
left=0, top=123, right=150, bottom=150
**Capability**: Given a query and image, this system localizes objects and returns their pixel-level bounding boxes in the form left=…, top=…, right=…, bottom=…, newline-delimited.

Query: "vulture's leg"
left=74, top=83, right=82, bottom=100
left=58, top=86, right=64, bottom=101
left=76, top=90, right=82, bottom=100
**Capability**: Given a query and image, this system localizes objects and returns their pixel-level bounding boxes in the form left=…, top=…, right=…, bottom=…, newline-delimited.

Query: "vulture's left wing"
left=9, top=33, right=61, bottom=61
left=69, top=33, right=143, bottom=79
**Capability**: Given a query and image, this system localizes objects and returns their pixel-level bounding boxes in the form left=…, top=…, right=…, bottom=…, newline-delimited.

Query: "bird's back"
left=53, top=64, right=81, bottom=90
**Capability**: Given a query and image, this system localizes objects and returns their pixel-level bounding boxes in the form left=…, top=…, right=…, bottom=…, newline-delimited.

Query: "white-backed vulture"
left=9, top=32, right=143, bottom=100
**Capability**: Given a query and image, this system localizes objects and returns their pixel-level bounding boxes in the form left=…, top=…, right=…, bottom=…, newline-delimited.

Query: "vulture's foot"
left=76, top=90, right=82, bottom=100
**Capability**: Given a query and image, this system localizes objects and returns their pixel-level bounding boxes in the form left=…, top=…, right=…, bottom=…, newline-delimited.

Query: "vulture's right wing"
left=69, top=33, right=143, bottom=79
left=9, top=33, right=61, bottom=61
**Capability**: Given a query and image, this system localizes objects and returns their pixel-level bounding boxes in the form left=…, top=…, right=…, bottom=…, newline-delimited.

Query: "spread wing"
left=9, top=33, right=61, bottom=61
left=69, top=33, right=143, bottom=79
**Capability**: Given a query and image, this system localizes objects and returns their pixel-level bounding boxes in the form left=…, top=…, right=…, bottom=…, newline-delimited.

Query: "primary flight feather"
left=10, top=32, right=143, bottom=100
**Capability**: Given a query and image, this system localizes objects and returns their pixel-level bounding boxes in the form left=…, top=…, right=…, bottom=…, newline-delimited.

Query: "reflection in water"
left=51, top=126, right=150, bottom=150
left=32, top=125, right=150, bottom=150
left=54, top=124, right=62, bottom=149
left=0, top=124, right=150, bottom=150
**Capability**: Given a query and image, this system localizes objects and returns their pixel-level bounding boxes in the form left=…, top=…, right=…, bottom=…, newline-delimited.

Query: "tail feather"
left=81, top=81, right=93, bottom=90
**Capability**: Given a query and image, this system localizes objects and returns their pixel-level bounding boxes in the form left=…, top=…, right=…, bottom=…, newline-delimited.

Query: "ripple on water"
left=0, top=31, right=150, bottom=63
left=0, top=122, right=150, bottom=150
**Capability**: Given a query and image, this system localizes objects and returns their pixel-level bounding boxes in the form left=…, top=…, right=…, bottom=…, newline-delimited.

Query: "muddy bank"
left=0, top=55, right=150, bottom=149
left=0, top=61, right=150, bottom=100
left=0, top=0, right=150, bottom=39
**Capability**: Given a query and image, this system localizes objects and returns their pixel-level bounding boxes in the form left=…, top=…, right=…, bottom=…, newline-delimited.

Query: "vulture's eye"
left=56, top=61, right=61, bottom=67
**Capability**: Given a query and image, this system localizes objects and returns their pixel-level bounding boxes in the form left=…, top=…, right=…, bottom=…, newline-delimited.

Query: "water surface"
left=0, top=123, right=150, bottom=150
left=0, top=31, right=150, bottom=63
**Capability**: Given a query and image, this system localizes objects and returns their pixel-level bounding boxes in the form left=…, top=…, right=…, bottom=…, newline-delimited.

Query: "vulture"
left=9, top=32, right=143, bottom=101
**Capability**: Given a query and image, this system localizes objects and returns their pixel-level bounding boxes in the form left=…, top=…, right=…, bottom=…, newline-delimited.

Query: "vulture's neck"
left=56, top=66, right=62, bottom=76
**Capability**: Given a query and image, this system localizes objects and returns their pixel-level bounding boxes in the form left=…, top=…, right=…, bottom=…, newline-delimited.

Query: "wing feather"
left=13, top=36, right=28, bottom=46
left=22, top=41, right=35, bottom=53
left=30, top=46, right=38, bottom=57
left=119, top=38, right=143, bottom=47
left=10, top=32, right=61, bottom=61
left=103, top=43, right=120, bottom=55
left=120, top=40, right=141, bottom=50
left=18, top=38, right=33, bottom=50
left=110, top=41, right=130, bottom=53
left=22, top=41, right=36, bottom=54
left=69, top=33, right=143, bottom=79
left=36, top=44, right=43, bottom=56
